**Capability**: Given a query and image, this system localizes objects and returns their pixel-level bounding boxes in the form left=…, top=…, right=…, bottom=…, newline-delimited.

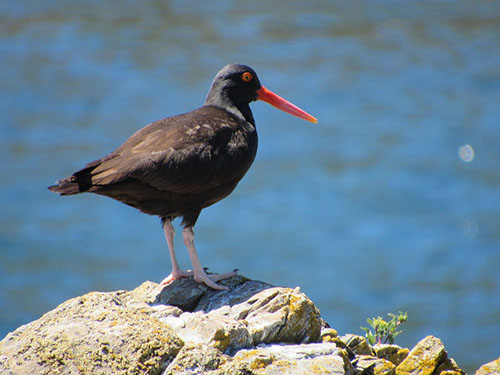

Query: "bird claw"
left=160, top=269, right=193, bottom=285
left=199, top=277, right=230, bottom=291
left=193, top=270, right=238, bottom=291
left=160, top=269, right=237, bottom=291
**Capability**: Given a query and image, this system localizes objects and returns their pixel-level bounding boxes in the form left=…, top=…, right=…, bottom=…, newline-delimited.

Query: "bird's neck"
left=204, top=91, right=255, bottom=126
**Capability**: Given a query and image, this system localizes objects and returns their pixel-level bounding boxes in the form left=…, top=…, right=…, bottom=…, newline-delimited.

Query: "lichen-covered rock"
left=165, top=309, right=252, bottom=353
left=233, top=343, right=354, bottom=375
left=356, top=354, right=396, bottom=375
left=164, top=344, right=252, bottom=375
left=0, top=276, right=322, bottom=374
left=232, top=286, right=322, bottom=345
left=475, top=357, right=500, bottom=375
left=341, top=334, right=375, bottom=356
left=321, top=328, right=339, bottom=343
left=395, top=336, right=457, bottom=375
left=0, top=276, right=477, bottom=375
left=0, top=290, right=183, bottom=375
left=154, top=280, right=323, bottom=353
left=374, top=344, right=409, bottom=366
left=434, top=356, right=466, bottom=375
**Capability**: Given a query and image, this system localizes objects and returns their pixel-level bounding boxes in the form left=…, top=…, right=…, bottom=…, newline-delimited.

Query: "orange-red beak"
left=256, top=86, right=317, bottom=124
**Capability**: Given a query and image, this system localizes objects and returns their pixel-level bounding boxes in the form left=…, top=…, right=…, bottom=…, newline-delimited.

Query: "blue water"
left=1, top=1, right=499, bottom=372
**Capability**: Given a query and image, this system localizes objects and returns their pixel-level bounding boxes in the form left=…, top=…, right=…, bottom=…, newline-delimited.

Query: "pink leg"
left=183, top=226, right=237, bottom=291
left=160, top=219, right=193, bottom=285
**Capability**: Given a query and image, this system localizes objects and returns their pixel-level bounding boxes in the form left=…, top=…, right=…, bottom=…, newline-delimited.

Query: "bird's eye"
left=241, top=72, right=253, bottom=82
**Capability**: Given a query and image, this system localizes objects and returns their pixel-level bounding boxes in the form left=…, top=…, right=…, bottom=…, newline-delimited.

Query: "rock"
left=0, top=276, right=322, bottom=374
left=395, top=335, right=464, bottom=375
left=153, top=275, right=273, bottom=312
left=164, top=344, right=251, bottom=375
left=153, top=277, right=323, bottom=353
left=341, top=334, right=375, bottom=356
left=475, top=357, right=500, bottom=375
left=0, top=290, right=183, bottom=375
left=166, top=309, right=252, bottom=353
left=233, top=343, right=354, bottom=375
left=0, top=276, right=478, bottom=375
left=373, top=344, right=409, bottom=366
left=355, top=354, right=396, bottom=375
left=153, top=277, right=207, bottom=311
left=321, top=328, right=339, bottom=343
left=435, top=357, right=466, bottom=375
left=230, top=285, right=322, bottom=345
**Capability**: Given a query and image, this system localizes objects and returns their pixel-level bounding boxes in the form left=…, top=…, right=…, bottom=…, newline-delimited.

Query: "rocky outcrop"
left=396, top=336, right=464, bottom=375
left=0, top=275, right=490, bottom=374
left=476, top=357, right=500, bottom=375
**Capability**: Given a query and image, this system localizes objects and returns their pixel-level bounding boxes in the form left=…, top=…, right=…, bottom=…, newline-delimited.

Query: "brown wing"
left=73, top=106, right=257, bottom=195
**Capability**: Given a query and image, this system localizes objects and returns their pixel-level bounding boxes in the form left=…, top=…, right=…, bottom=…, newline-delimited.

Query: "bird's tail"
left=48, top=164, right=96, bottom=195
left=48, top=177, right=85, bottom=195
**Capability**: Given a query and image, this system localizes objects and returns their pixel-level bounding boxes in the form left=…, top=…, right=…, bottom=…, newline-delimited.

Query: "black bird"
left=49, top=64, right=317, bottom=290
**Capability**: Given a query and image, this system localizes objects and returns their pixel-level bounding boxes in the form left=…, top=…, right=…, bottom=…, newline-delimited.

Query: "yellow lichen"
left=236, top=350, right=275, bottom=371
left=373, top=359, right=396, bottom=375
left=210, top=329, right=231, bottom=352
left=311, top=363, right=331, bottom=374
left=273, top=359, right=293, bottom=371
left=321, top=328, right=338, bottom=343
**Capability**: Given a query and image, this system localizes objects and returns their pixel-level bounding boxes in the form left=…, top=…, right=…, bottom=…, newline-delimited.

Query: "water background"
left=1, top=1, right=499, bottom=372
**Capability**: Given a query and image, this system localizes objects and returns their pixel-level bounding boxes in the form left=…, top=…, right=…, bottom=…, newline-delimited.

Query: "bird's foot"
left=160, top=268, right=238, bottom=291
left=160, top=269, right=193, bottom=285
left=193, top=269, right=238, bottom=291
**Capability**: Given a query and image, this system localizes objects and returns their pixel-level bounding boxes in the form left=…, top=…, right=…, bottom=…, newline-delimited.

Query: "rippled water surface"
left=1, top=1, right=499, bottom=372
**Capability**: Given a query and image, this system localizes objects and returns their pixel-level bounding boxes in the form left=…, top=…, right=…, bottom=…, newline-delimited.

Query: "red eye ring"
left=241, top=72, right=253, bottom=82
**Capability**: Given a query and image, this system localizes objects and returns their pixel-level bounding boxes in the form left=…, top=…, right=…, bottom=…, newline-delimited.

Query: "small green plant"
left=361, top=311, right=408, bottom=345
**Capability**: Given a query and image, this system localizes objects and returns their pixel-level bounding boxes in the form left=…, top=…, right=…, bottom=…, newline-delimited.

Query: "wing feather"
left=85, top=106, right=256, bottom=195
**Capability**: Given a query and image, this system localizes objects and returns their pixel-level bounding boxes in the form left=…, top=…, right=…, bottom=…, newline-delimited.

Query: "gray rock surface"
left=0, top=275, right=481, bottom=374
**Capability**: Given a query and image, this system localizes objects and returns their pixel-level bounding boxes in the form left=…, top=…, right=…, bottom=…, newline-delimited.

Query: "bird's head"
left=205, top=64, right=317, bottom=125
